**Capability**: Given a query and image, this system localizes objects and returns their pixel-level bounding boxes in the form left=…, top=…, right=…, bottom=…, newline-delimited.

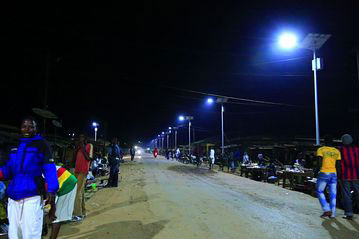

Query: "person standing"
left=130, top=146, right=135, bottom=161
left=316, top=135, right=341, bottom=218
left=232, top=149, right=241, bottom=173
left=73, top=134, right=92, bottom=221
left=339, top=134, right=359, bottom=220
left=49, top=165, right=78, bottom=239
left=0, top=116, right=58, bottom=239
left=166, top=149, right=170, bottom=160
left=106, top=138, right=121, bottom=187
left=209, top=147, right=215, bottom=170
left=153, top=147, right=159, bottom=158
left=175, top=148, right=181, bottom=160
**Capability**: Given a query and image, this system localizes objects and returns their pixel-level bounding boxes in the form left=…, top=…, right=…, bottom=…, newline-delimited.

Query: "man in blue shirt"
left=0, top=116, right=59, bottom=239
left=106, top=138, right=121, bottom=187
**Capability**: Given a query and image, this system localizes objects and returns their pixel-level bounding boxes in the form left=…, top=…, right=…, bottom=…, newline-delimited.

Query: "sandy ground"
left=55, top=154, right=359, bottom=239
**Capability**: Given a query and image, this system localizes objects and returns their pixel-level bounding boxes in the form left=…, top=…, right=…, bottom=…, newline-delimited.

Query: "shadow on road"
left=62, top=220, right=169, bottom=239
left=167, top=165, right=217, bottom=176
left=84, top=193, right=159, bottom=219
left=322, top=218, right=359, bottom=239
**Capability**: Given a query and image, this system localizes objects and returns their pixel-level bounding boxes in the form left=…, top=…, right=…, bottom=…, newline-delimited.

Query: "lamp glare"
left=279, top=33, right=298, bottom=49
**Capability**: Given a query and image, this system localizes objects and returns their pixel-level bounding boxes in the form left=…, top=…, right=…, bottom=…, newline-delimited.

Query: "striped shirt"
left=340, top=146, right=359, bottom=180
left=56, top=166, right=78, bottom=196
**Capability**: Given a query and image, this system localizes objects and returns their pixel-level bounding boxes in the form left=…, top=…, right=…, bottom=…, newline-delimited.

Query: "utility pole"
left=193, top=127, right=195, bottom=143
left=173, top=127, right=178, bottom=149
left=166, top=133, right=169, bottom=149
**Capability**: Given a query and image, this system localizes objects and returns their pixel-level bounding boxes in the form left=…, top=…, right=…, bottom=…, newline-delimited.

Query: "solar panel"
left=300, top=33, right=331, bottom=50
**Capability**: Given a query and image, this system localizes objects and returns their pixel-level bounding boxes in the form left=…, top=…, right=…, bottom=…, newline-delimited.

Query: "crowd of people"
left=152, top=134, right=359, bottom=220
left=0, top=116, right=127, bottom=239
left=2, top=115, right=356, bottom=239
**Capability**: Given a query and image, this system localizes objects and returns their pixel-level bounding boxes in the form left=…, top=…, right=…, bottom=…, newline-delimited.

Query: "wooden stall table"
left=246, top=166, right=269, bottom=182
left=240, top=165, right=249, bottom=177
left=277, top=170, right=314, bottom=193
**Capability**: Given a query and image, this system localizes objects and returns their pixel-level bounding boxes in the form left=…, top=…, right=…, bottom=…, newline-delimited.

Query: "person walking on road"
left=106, top=138, right=121, bottom=187
left=73, top=134, right=93, bottom=221
left=0, top=116, right=59, bottom=239
left=316, top=135, right=341, bottom=218
left=339, top=134, right=359, bottom=220
left=153, top=147, right=159, bottom=158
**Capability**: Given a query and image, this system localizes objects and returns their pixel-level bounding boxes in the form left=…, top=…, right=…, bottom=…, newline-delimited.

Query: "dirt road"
left=57, top=154, right=359, bottom=239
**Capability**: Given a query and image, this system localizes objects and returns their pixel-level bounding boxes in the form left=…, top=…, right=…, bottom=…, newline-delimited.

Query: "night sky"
left=1, top=2, right=358, bottom=145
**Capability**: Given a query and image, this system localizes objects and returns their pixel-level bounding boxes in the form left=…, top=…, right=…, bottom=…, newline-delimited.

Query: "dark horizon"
left=1, top=2, right=359, bottom=145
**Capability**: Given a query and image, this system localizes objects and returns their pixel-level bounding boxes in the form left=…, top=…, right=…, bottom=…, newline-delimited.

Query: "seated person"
left=267, top=161, right=277, bottom=177
left=267, top=160, right=278, bottom=183
left=294, top=152, right=306, bottom=167
left=258, top=153, right=265, bottom=166
left=242, top=152, right=251, bottom=165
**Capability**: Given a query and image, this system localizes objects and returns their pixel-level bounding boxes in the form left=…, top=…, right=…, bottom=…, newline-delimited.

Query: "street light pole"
left=221, top=103, right=224, bottom=155
left=312, top=49, right=320, bottom=145
left=92, top=122, right=99, bottom=142
left=301, top=33, right=330, bottom=145
left=175, top=129, right=177, bottom=149
left=215, top=98, right=228, bottom=155
left=188, top=120, right=191, bottom=156
left=279, top=33, right=330, bottom=145
left=161, top=135, right=164, bottom=150
left=167, top=133, right=169, bottom=149
left=179, top=116, right=193, bottom=156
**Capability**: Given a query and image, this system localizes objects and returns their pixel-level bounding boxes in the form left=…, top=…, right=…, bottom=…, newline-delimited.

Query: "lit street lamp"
left=278, top=32, right=331, bottom=145
left=161, top=132, right=165, bottom=151
left=207, top=97, right=228, bottom=155
left=157, top=134, right=160, bottom=148
left=166, top=131, right=170, bottom=149
left=92, top=122, right=99, bottom=141
left=167, top=127, right=172, bottom=149
left=179, top=115, right=194, bottom=156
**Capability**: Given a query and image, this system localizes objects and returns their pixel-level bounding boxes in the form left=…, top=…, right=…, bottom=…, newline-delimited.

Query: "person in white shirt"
left=243, top=152, right=250, bottom=165
left=209, top=148, right=215, bottom=170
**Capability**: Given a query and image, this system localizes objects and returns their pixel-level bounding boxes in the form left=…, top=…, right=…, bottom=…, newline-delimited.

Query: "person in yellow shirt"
left=316, top=135, right=341, bottom=218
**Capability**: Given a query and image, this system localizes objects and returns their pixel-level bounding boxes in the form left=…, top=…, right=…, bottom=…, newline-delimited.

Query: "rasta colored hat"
left=341, top=134, right=353, bottom=145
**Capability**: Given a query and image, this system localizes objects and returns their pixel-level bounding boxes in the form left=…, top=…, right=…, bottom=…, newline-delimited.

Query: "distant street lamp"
left=179, top=115, right=194, bottom=156
left=161, top=132, right=165, bottom=150
left=167, top=127, right=172, bottom=149
left=157, top=134, right=160, bottom=148
left=166, top=131, right=170, bottom=149
left=207, top=97, right=228, bottom=155
left=172, top=127, right=178, bottom=149
left=92, top=122, right=99, bottom=141
left=278, top=32, right=331, bottom=145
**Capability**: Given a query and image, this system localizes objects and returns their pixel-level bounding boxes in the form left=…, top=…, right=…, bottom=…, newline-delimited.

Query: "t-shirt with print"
left=317, top=146, right=341, bottom=173
left=74, top=144, right=93, bottom=174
